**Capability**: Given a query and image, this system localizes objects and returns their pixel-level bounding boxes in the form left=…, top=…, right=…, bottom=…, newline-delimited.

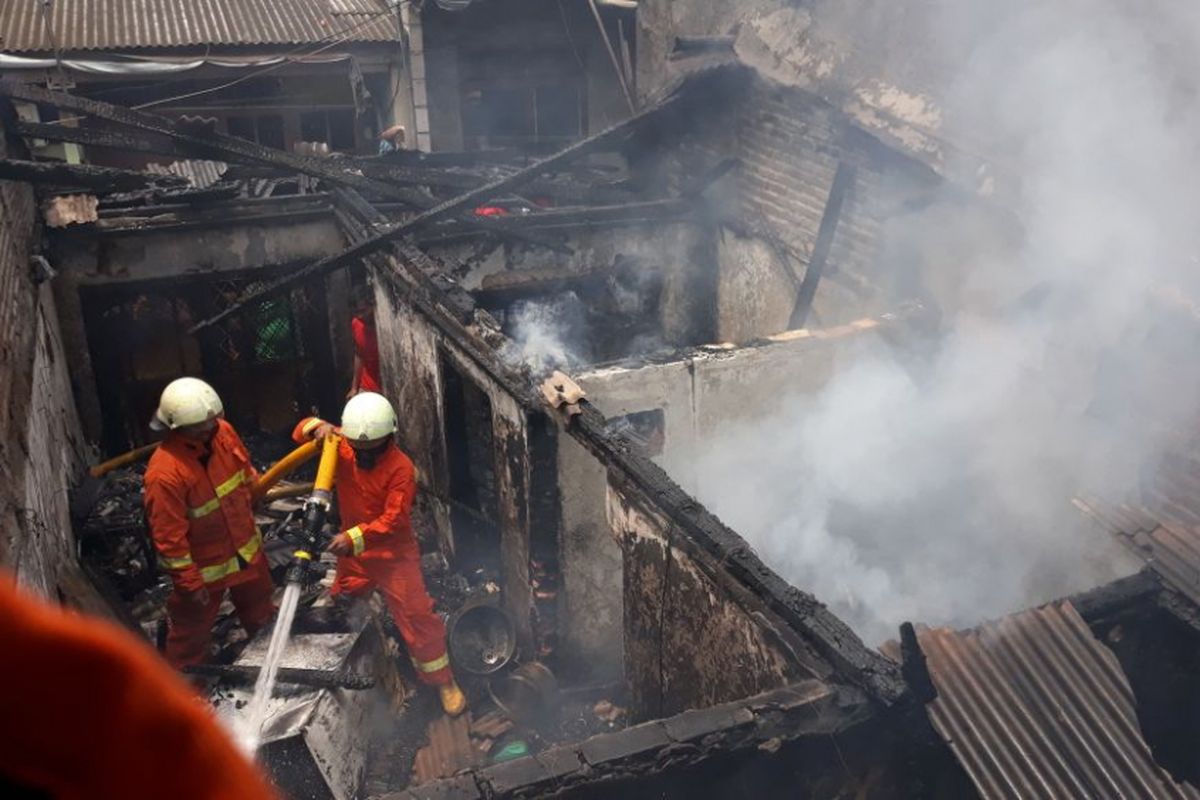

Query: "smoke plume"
left=686, top=0, right=1200, bottom=642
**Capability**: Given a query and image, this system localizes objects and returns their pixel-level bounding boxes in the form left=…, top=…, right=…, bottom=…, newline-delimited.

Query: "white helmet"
left=341, top=392, right=397, bottom=442
left=151, top=377, right=223, bottom=431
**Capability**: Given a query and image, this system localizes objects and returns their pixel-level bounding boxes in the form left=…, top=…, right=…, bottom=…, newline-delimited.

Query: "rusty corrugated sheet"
left=41, top=193, right=98, bottom=226
left=1075, top=496, right=1200, bottom=606
left=920, top=602, right=1200, bottom=800
left=0, top=0, right=400, bottom=54
left=412, top=712, right=478, bottom=785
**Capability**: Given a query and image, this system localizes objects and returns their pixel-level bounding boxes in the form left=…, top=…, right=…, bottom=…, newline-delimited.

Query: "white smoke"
left=504, top=294, right=584, bottom=373
left=684, top=0, right=1200, bottom=642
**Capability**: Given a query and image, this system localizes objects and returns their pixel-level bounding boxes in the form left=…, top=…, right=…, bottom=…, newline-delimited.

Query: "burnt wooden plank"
left=0, top=80, right=425, bottom=204
left=15, top=119, right=215, bottom=162
left=789, top=161, right=856, bottom=329
left=415, top=198, right=691, bottom=246
left=0, top=157, right=186, bottom=192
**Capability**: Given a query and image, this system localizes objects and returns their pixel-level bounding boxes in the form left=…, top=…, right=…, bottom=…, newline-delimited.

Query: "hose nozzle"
left=286, top=433, right=341, bottom=584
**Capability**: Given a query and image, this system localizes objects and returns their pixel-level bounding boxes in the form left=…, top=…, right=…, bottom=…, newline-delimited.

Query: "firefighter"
left=347, top=282, right=382, bottom=399
left=0, top=574, right=279, bottom=799
left=293, top=392, right=466, bottom=716
left=144, top=377, right=276, bottom=669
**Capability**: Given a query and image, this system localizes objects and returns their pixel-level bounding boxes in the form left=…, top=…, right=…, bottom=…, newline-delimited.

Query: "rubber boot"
left=439, top=681, right=467, bottom=717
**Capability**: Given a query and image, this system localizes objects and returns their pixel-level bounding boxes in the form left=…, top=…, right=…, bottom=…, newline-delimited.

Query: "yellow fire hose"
left=251, top=439, right=321, bottom=500
left=314, top=434, right=340, bottom=496
left=89, top=442, right=159, bottom=478
left=261, top=482, right=315, bottom=502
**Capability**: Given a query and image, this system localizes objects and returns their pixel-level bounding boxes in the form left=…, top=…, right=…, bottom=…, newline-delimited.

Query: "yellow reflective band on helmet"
left=413, top=653, right=450, bottom=673
left=197, top=532, right=262, bottom=584
left=158, top=553, right=195, bottom=571
left=293, top=550, right=312, bottom=561
left=188, top=470, right=247, bottom=519
left=347, top=526, right=365, bottom=556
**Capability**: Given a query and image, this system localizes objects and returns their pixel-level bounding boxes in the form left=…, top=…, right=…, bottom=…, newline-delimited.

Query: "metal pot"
left=488, top=661, right=559, bottom=727
left=447, top=599, right=516, bottom=675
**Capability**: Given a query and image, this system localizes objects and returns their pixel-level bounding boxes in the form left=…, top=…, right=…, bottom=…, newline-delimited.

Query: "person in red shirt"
left=293, top=392, right=465, bottom=716
left=348, top=283, right=382, bottom=398
left=143, top=377, right=276, bottom=669
left=0, top=574, right=279, bottom=799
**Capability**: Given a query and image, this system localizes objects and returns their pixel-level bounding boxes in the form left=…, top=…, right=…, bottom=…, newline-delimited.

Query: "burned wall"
left=431, top=219, right=718, bottom=361
left=47, top=208, right=349, bottom=448
left=608, top=479, right=813, bottom=721
left=371, top=263, right=538, bottom=651
left=725, top=82, right=934, bottom=339
left=49, top=210, right=344, bottom=284
left=0, top=131, right=92, bottom=604
left=556, top=316, right=898, bottom=682
left=644, top=68, right=941, bottom=342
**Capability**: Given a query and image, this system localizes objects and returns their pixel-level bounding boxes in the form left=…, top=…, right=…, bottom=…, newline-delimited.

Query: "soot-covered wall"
left=607, top=479, right=814, bottom=721
left=0, top=124, right=93, bottom=605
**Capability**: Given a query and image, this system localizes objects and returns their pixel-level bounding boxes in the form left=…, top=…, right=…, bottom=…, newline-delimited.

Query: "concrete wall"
left=653, top=78, right=937, bottom=342
left=48, top=211, right=349, bottom=445
left=430, top=219, right=718, bottom=351
left=51, top=216, right=344, bottom=284
left=556, top=317, right=898, bottom=677
left=372, top=263, right=538, bottom=651
left=0, top=138, right=93, bottom=605
left=608, top=479, right=807, bottom=721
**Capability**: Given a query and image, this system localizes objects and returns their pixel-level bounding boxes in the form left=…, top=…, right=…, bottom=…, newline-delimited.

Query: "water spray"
left=240, top=433, right=341, bottom=754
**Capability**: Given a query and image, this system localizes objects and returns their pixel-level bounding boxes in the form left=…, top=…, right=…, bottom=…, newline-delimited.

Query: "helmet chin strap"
left=352, top=437, right=390, bottom=469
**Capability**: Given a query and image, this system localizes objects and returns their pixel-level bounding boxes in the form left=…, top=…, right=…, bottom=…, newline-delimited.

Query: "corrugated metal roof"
left=1075, top=496, right=1200, bottom=606
left=145, top=159, right=228, bottom=188
left=920, top=602, right=1200, bottom=800
left=0, top=0, right=400, bottom=54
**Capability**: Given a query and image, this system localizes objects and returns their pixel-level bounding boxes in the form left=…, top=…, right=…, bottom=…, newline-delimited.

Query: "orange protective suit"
left=0, top=574, right=279, bottom=799
left=293, top=417, right=452, bottom=685
left=144, top=419, right=276, bottom=668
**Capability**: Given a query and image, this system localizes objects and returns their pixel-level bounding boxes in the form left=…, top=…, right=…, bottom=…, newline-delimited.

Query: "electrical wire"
left=131, top=0, right=411, bottom=111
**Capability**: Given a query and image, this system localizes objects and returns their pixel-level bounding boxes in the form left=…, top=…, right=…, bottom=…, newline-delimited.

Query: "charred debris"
left=3, top=12, right=1200, bottom=799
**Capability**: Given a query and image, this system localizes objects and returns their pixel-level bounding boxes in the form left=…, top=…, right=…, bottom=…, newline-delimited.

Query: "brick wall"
left=661, top=76, right=939, bottom=340
left=0, top=125, right=91, bottom=601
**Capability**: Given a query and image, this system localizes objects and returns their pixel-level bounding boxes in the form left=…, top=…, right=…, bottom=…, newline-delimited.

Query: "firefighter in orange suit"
left=293, top=392, right=466, bottom=716
left=144, top=377, right=276, bottom=669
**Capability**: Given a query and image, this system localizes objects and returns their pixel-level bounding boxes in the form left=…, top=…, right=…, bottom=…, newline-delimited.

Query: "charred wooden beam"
left=96, top=192, right=331, bottom=218
left=183, top=663, right=375, bottom=690
left=0, top=157, right=187, bottom=192
left=671, top=35, right=737, bottom=59
left=0, top=81, right=426, bottom=205
left=92, top=207, right=330, bottom=235
left=186, top=95, right=682, bottom=334
left=360, top=160, right=631, bottom=205
left=788, top=161, right=856, bottom=329
left=415, top=199, right=692, bottom=246
left=1068, top=568, right=1160, bottom=625
left=473, top=265, right=615, bottom=308
left=15, top=119, right=215, bottom=162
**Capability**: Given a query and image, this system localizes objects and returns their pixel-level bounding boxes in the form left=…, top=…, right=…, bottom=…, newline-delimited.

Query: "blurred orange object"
left=0, top=574, right=279, bottom=799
